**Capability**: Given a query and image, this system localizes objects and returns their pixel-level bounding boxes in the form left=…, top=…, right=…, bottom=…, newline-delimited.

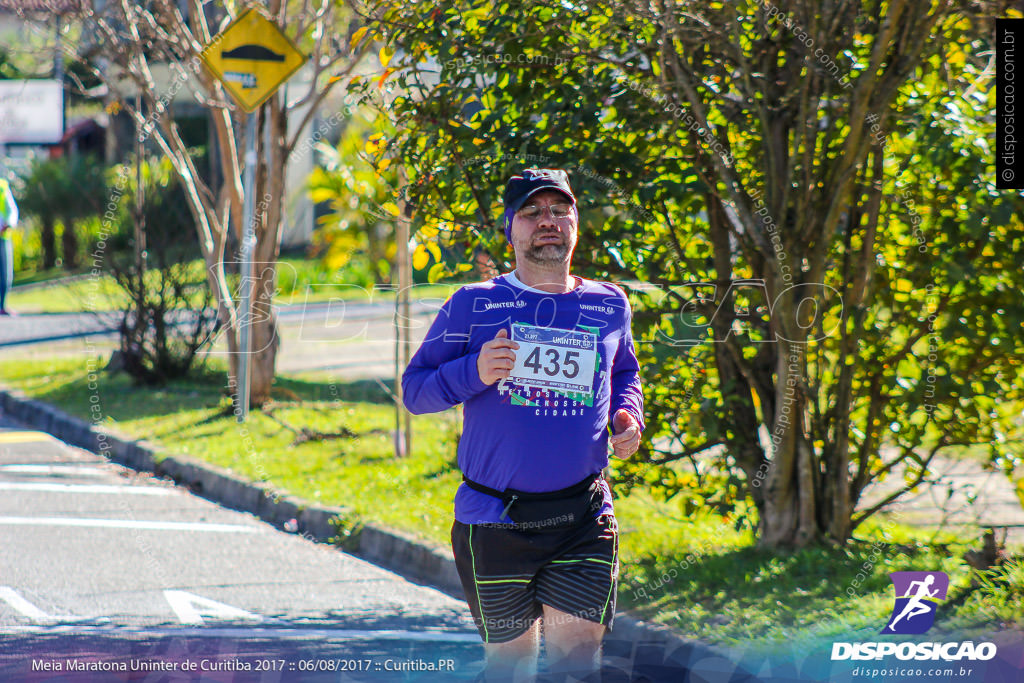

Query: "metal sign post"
left=236, top=112, right=257, bottom=421
left=394, top=178, right=412, bottom=457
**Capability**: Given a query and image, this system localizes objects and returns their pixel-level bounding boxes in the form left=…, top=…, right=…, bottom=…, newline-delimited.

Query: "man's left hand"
left=609, top=409, right=640, bottom=459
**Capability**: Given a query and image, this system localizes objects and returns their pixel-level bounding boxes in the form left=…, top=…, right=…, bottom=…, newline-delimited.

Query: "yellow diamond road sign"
left=200, top=8, right=307, bottom=112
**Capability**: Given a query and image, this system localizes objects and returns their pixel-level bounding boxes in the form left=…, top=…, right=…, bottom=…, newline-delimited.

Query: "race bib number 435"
left=509, top=323, right=597, bottom=395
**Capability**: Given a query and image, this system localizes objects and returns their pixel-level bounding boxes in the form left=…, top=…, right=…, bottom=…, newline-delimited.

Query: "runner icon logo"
left=882, top=571, right=949, bottom=635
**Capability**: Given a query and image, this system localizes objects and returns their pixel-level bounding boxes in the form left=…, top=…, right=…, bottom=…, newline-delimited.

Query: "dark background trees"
left=17, top=154, right=106, bottom=270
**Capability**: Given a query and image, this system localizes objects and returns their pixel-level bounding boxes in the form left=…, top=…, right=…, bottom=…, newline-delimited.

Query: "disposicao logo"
left=882, top=571, right=949, bottom=635
left=831, top=570, right=997, bottom=663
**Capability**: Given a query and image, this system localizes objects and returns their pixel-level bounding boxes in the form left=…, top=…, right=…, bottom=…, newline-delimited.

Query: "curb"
left=0, top=387, right=698, bottom=653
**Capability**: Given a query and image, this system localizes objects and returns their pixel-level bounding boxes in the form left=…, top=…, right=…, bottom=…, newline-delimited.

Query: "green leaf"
left=428, top=262, right=446, bottom=282
left=412, top=244, right=430, bottom=270
left=350, top=26, right=369, bottom=51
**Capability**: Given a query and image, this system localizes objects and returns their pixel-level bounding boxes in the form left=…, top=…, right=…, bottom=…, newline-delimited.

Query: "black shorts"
left=451, top=514, right=619, bottom=644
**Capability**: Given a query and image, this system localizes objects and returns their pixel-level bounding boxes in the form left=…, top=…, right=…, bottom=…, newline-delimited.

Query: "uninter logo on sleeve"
left=579, top=303, right=614, bottom=315
left=830, top=571, right=997, bottom=662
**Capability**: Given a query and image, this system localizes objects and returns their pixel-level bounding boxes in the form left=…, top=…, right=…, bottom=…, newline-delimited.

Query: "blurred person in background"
left=0, top=177, right=19, bottom=316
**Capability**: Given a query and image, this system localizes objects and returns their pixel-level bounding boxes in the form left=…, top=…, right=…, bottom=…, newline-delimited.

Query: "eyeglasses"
left=517, top=203, right=574, bottom=220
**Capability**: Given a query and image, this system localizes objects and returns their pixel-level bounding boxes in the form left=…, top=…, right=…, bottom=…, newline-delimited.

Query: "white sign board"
left=0, top=80, right=64, bottom=144
left=509, top=323, right=598, bottom=395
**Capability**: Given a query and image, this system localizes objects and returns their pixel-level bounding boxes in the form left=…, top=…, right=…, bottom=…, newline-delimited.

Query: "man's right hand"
left=477, top=328, right=519, bottom=385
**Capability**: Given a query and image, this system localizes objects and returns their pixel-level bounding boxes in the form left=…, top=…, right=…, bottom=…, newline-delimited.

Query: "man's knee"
left=484, top=619, right=541, bottom=681
left=542, top=605, right=606, bottom=664
left=486, top=624, right=540, bottom=658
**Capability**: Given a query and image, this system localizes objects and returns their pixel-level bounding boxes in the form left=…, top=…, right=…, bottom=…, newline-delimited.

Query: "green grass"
left=1, top=356, right=1020, bottom=647
left=618, top=518, right=973, bottom=650
left=8, top=256, right=460, bottom=313
left=6, top=266, right=74, bottom=288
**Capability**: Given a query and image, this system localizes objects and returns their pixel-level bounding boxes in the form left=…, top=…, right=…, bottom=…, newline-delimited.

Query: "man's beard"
left=522, top=233, right=571, bottom=264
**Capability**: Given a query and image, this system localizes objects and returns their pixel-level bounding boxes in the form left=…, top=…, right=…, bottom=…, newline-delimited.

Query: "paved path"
left=0, top=300, right=436, bottom=380
left=859, top=450, right=1024, bottom=546
left=0, top=310, right=121, bottom=347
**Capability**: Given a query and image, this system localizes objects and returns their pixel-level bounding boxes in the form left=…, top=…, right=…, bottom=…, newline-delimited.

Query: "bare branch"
left=851, top=435, right=947, bottom=529
left=650, top=439, right=726, bottom=465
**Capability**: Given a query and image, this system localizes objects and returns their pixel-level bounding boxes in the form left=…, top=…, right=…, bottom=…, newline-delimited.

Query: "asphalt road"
left=0, top=422, right=484, bottom=682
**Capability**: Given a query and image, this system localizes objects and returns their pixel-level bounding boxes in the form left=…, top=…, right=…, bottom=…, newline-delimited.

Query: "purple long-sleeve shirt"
left=402, top=271, right=645, bottom=524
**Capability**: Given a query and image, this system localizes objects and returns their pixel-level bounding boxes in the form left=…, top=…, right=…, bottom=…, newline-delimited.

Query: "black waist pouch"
left=462, top=472, right=604, bottom=530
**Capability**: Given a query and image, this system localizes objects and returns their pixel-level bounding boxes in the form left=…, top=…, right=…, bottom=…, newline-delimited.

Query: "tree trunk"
left=41, top=218, right=57, bottom=269
left=247, top=224, right=280, bottom=407
left=759, top=333, right=820, bottom=548
left=61, top=221, right=79, bottom=270
left=705, top=195, right=769, bottom=515
left=249, top=305, right=280, bottom=406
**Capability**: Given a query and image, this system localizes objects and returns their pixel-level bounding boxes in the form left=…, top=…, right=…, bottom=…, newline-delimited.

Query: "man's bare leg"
left=541, top=604, right=605, bottom=681
left=483, top=617, right=541, bottom=682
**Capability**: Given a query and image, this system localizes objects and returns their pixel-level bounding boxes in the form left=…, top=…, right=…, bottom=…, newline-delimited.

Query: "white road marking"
left=0, top=587, right=53, bottom=620
left=7, top=624, right=481, bottom=642
left=0, top=482, right=172, bottom=495
left=0, top=517, right=261, bottom=533
left=0, top=464, right=108, bottom=476
left=0, top=587, right=84, bottom=622
left=164, top=590, right=264, bottom=626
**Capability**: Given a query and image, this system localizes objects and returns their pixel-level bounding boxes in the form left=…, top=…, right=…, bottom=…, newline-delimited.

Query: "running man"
left=403, top=169, right=644, bottom=682
left=886, top=574, right=939, bottom=632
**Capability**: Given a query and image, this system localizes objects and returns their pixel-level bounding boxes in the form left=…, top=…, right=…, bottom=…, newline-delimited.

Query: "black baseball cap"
left=503, top=168, right=576, bottom=213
